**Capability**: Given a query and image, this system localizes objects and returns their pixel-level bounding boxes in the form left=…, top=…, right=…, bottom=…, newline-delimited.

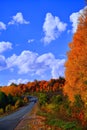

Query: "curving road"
left=0, top=97, right=37, bottom=130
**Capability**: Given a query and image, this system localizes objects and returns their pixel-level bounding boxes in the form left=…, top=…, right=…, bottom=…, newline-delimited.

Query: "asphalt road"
left=0, top=97, right=37, bottom=130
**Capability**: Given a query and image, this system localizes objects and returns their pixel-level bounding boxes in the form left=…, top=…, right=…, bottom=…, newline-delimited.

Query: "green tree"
left=0, top=91, right=8, bottom=112
left=8, top=94, right=14, bottom=105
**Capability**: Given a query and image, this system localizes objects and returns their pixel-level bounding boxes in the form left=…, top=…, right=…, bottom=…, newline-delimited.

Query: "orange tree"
left=64, top=7, right=87, bottom=103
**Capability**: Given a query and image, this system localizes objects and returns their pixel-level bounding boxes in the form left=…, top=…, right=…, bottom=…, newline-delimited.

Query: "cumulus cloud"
left=36, top=53, right=54, bottom=76
left=8, top=12, right=29, bottom=25
left=36, top=53, right=65, bottom=78
left=8, top=78, right=29, bottom=86
left=0, top=41, right=12, bottom=53
left=42, top=13, right=67, bottom=44
left=7, top=50, right=38, bottom=74
left=0, top=21, right=6, bottom=30
left=70, top=6, right=87, bottom=33
left=0, top=55, right=7, bottom=70
left=50, top=59, right=65, bottom=78
left=6, top=50, right=65, bottom=78
left=28, top=39, right=35, bottom=43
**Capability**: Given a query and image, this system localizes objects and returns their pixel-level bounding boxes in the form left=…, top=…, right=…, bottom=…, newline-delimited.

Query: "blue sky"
left=0, top=0, right=86, bottom=86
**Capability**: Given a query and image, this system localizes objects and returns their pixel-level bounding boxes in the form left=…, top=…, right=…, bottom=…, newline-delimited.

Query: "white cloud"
left=8, top=78, right=28, bottom=86
left=36, top=53, right=54, bottom=64
left=28, top=39, right=35, bottom=43
left=6, top=50, right=65, bottom=78
left=0, top=55, right=7, bottom=70
left=70, top=6, right=87, bottom=33
left=0, top=21, right=6, bottom=30
left=42, top=13, right=67, bottom=44
left=50, top=59, right=65, bottom=78
left=36, top=53, right=54, bottom=76
left=0, top=41, right=12, bottom=53
left=8, top=12, right=29, bottom=25
left=6, top=54, right=17, bottom=68
left=7, top=50, right=38, bottom=74
left=36, top=53, right=65, bottom=78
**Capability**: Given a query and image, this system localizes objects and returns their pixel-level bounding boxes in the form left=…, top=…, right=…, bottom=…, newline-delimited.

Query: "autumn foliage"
left=64, top=7, right=87, bottom=103
left=0, top=77, right=65, bottom=97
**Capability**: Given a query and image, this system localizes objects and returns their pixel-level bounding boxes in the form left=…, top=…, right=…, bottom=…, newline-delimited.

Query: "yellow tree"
left=64, top=7, right=87, bottom=103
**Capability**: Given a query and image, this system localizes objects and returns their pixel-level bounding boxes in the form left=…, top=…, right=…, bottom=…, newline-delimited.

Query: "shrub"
left=23, top=97, right=29, bottom=104
left=13, top=96, right=19, bottom=104
left=0, top=108, right=4, bottom=114
left=11, top=106, right=15, bottom=111
left=45, top=103, right=57, bottom=113
left=15, top=99, right=23, bottom=109
left=73, top=94, right=84, bottom=109
left=51, top=95, right=63, bottom=104
left=38, top=93, right=48, bottom=106
left=6, top=104, right=12, bottom=112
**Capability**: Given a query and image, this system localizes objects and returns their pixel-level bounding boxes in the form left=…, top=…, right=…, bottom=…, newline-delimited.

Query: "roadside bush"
left=5, top=104, right=12, bottom=112
left=63, top=96, right=71, bottom=117
left=13, top=96, right=20, bottom=105
left=44, top=103, right=59, bottom=113
left=23, top=97, right=29, bottom=104
left=11, top=106, right=15, bottom=111
left=51, top=95, right=63, bottom=104
left=38, top=93, right=48, bottom=106
left=15, top=99, right=24, bottom=109
left=73, top=94, right=84, bottom=110
left=0, top=108, right=4, bottom=114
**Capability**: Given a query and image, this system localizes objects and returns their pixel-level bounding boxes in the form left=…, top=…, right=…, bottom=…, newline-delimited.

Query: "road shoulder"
left=15, top=102, right=47, bottom=130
